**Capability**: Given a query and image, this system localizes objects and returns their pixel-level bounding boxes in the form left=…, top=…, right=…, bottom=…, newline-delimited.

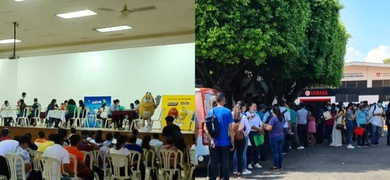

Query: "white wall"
left=1, top=43, right=195, bottom=119
left=0, top=60, right=18, bottom=105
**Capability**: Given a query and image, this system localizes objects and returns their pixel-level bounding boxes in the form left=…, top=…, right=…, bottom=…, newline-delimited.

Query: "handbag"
left=354, top=126, right=365, bottom=136
left=336, top=124, right=343, bottom=130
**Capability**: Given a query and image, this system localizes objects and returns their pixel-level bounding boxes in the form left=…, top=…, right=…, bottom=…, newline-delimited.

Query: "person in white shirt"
left=43, top=134, right=74, bottom=180
left=87, top=131, right=97, bottom=144
left=245, top=103, right=263, bottom=170
left=7, top=135, right=32, bottom=180
left=19, top=92, right=26, bottom=101
left=1, top=101, right=13, bottom=126
left=369, top=100, right=385, bottom=146
left=296, top=103, right=309, bottom=147
left=150, top=133, right=163, bottom=149
left=0, top=139, right=18, bottom=156
left=109, top=135, right=131, bottom=171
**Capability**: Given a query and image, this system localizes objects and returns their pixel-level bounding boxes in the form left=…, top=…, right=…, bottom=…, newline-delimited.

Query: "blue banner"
left=84, top=96, right=111, bottom=127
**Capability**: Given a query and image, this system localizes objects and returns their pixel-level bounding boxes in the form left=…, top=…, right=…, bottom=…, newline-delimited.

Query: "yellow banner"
left=161, top=95, right=195, bottom=131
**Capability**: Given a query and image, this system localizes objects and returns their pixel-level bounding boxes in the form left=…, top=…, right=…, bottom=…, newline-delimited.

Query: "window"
left=336, top=94, right=346, bottom=102
left=339, top=81, right=367, bottom=88
left=372, top=80, right=390, bottom=87
left=379, top=95, right=390, bottom=101
left=336, top=94, right=358, bottom=102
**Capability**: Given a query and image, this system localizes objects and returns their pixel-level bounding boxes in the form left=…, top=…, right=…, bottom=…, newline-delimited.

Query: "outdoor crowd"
left=204, top=92, right=390, bottom=180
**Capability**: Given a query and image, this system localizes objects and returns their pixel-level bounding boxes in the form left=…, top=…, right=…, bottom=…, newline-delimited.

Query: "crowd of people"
left=204, top=92, right=390, bottom=180
left=0, top=114, right=194, bottom=180
left=1, top=92, right=143, bottom=129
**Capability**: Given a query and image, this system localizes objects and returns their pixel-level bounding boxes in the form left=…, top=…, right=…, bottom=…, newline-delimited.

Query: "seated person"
left=34, top=131, right=47, bottom=147
left=43, top=134, right=75, bottom=180
left=109, top=135, right=131, bottom=176
left=25, top=133, right=38, bottom=150
left=65, top=99, right=77, bottom=127
left=64, top=134, right=94, bottom=180
left=37, top=134, right=56, bottom=153
left=124, top=134, right=146, bottom=180
left=28, top=98, right=41, bottom=126
left=142, top=135, right=157, bottom=179
left=7, top=135, right=32, bottom=179
left=161, top=136, right=180, bottom=180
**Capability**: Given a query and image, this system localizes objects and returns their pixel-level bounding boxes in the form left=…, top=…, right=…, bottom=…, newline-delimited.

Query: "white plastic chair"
left=70, top=107, right=82, bottom=128
left=40, top=156, right=61, bottom=180
left=16, top=107, right=30, bottom=127
left=81, top=151, right=99, bottom=179
left=187, top=148, right=195, bottom=180
left=31, top=108, right=42, bottom=126
left=5, top=154, right=26, bottom=180
left=67, top=154, right=81, bottom=180
left=28, top=150, right=43, bottom=172
left=79, top=108, right=90, bottom=128
left=128, top=150, right=142, bottom=179
left=92, top=150, right=111, bottom=179
left=144, top=148, right=158, bottom=180
left=159, top=149, right=180, bottom=180
left=109, top=153, right=131, bottom=180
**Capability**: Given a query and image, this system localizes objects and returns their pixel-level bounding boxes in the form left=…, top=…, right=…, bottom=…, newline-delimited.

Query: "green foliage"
left=383, top=58, right=390, bottom=64
left=196, top=0, right=348, bottom=102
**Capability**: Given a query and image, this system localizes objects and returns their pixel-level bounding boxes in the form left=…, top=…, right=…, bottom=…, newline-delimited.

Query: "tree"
left=196, top=0, right=348, bottom=105
left=383, top=58, right=390, bottom=64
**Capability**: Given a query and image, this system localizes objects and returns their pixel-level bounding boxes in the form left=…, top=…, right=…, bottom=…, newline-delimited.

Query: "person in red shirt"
left=1, top=129, right=11, bottom=141
left=65, top=134, right=94, bottom=180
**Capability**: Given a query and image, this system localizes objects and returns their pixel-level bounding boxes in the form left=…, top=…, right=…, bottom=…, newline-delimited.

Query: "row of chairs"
left=2, top=146, right=195, bottom=180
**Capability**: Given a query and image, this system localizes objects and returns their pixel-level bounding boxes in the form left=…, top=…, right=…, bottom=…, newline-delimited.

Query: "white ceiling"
left=0, top=0, right=194, bottom=58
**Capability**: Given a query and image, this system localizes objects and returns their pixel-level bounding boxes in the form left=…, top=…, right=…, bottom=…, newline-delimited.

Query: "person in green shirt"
left=65, top=99, right=78, bottom=127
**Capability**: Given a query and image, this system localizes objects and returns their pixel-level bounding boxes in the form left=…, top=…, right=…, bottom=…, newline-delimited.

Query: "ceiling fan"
left=97, top=2, right=157, bottom=17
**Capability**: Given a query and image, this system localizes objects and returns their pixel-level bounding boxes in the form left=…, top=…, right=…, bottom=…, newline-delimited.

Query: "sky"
left=340, top=0, right=390, bottom=63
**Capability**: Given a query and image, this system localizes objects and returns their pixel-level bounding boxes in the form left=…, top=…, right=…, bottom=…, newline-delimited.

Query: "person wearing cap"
left=368, top=100, right=385, bottom=146
left=356, top=103, right=369, bottom=147
left=1, top=128, right=11, bottom=141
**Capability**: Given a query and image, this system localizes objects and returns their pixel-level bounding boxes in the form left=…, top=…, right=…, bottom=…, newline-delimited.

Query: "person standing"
left=279, top=99, right=292, bottom=153
left=288, top=103, right=304, bottom=149
left=356, top=104, right=369, bottom=147
left=205, top=93, right=234, bottom=180
left=307, top=106, right=317, bottom=146
left=264, top=105, right=285, bottom=170
left=232, top=101, right=252, bottom=175
left=297, top=103, right=309, bottom=147
left=231, top=102, right=249, bottom=178
left=246, top=103, right=263, bottom=170
left=330, top=104, right=343, bottom=147
left=345, top=103, right=356, bottom=149
left=369, top=100, right=385, bottom=146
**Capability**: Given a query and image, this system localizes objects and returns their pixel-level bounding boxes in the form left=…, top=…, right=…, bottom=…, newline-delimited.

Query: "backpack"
left=205, top=108, right=220, bottom=138
left=233, top=122, right=244, bottom=140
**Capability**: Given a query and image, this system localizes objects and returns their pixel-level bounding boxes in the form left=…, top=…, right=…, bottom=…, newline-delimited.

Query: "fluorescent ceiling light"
left=0, top=39, right=21, bottom=44
left=56, top=9, right=97, bottom=19
left=95, top=26, right=132, bottom=32
left=14, top=0, right=25, bottom=2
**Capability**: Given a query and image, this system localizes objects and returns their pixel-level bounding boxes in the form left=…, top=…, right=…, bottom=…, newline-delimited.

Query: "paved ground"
left=195, top=133, right=390, bottom=180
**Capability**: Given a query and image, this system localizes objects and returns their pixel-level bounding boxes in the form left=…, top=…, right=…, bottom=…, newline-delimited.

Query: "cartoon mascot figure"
left=168, top=107, right=179, bottom=118
left=176, top=107, right=189, bottom=126
left=138, top=92, right=161, bottom=131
